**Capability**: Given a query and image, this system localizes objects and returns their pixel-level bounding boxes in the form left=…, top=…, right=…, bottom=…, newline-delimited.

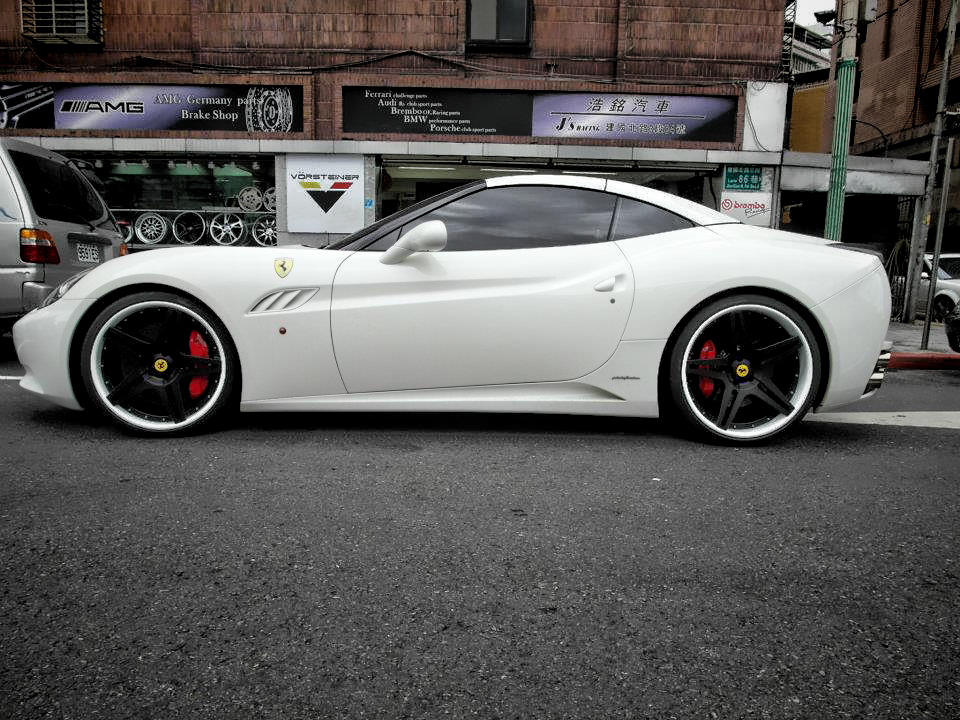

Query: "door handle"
left=594, top=277, right=616, bottom=292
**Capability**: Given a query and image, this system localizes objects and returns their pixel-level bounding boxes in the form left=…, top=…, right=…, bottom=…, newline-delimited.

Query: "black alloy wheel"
left=668, top=294, right=822, bottom=443
left=80, top=292, right=236, bottom=434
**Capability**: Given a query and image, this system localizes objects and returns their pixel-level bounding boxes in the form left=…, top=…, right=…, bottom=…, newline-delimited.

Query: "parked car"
left=946, top=304, right=960, bottom=353
left=920, top=252, right=960, bottom=320
left=0, top=138, right=124, bottom=333
left=13, top=175, right=891, bottom=444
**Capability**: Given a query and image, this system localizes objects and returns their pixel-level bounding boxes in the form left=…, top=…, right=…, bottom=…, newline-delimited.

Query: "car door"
left=330, top=183, right=634, bottom=393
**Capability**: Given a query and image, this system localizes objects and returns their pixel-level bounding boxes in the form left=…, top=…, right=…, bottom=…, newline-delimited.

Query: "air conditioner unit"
left=20, top=0, right=104, bottom=45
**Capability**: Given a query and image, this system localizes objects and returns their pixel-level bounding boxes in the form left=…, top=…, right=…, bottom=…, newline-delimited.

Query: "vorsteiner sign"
left=286, top=155, right=364, bottom=233
left=0, top=82, right=303, bottom=132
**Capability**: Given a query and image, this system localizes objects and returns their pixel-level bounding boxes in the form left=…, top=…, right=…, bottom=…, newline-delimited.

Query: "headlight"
left=38, top=269, right=92, bottom=309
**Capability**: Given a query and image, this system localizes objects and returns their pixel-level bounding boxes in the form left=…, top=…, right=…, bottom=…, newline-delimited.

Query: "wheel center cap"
left=735, top=361, right=751, bottom=379
left=153, top=357, right=170, bottom=373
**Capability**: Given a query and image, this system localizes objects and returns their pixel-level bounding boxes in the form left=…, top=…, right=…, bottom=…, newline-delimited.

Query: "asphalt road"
left=1, top=333, right=958, bottom=719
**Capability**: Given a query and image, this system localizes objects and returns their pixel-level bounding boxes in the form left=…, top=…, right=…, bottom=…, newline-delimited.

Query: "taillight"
left=20, top=228, right=60, bottom=264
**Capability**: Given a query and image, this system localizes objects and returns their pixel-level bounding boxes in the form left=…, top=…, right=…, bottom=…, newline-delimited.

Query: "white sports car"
left=13, top=175, right=891, bottom=443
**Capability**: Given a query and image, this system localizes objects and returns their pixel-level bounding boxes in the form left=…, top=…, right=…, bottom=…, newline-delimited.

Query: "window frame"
left=20, top=0, right=105, bottom=46
left=341, top=182, right=703, bottom=254
left=466, top=0, right=532, bottom=53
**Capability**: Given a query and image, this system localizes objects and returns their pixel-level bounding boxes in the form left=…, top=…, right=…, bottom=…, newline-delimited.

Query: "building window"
left=20, top=0, right=104, bottom=46
left=468, top=0, right=530, bottom=51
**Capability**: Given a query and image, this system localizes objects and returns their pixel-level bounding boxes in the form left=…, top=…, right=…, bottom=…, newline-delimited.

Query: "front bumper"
left=12, top=298, right=95, bottom=411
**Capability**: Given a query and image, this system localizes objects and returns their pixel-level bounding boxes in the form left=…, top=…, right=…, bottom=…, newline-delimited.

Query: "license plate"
left=76, top=243, right=101, bottom=264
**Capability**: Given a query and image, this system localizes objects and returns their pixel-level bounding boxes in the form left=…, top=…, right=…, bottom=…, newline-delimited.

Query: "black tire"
left=932, top=295, right=955, bottom=322
left=80, top=292, right=237, bottom=435
left=667, top=294, right=822, bottom=444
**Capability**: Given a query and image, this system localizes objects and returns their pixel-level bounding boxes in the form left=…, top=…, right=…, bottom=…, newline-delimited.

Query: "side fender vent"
left=249, top=288, right=319, bottom=314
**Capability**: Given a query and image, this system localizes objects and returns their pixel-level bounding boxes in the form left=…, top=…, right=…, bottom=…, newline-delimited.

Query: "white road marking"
left=807, top=411, right=960, bottom=429
left=0, top=375, right=23, bottom=381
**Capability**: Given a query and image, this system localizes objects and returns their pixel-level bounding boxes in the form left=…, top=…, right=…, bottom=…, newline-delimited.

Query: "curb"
left=888, top=352, right=960, bottom=370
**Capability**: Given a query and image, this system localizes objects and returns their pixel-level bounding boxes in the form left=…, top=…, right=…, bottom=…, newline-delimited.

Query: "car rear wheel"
left=80, top=292, right=236, bottom=434
left=668, top=295, right=821, bottom=444
left=933, top=295, right=955, bottom=322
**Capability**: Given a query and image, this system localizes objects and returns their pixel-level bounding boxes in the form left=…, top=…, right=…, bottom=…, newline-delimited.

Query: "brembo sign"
left=0, top=82, right=303, bottom=132
left=719, top=192, right=773, bottom=227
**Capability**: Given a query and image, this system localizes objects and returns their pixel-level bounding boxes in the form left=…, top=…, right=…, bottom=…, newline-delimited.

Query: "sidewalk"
left=886, top=320, right=953, bottom=353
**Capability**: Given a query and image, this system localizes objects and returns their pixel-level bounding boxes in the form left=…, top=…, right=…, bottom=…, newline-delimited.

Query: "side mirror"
left=380, top=220, right=447, bottom=265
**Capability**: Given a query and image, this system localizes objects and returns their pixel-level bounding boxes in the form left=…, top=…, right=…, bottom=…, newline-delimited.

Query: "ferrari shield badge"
left=274, top=257, right=294, bottom=278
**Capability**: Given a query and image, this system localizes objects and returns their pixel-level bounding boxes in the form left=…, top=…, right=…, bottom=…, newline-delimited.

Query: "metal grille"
left=20, top=0, right=103, bottom=45
left=885, top=197, right=916, bottom=319
left=781, top=0, right=797, bottom=80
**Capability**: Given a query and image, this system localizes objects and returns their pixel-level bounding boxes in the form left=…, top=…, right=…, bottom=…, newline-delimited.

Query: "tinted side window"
left=9, top=150, right=106, bottom=224
left=613, top=197, right=694, bottom=240
left=403, top=186, right=617, bottom=251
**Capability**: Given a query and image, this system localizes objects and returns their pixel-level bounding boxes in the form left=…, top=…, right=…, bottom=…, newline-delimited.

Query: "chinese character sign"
left=532, top=93, right=737, bottom=142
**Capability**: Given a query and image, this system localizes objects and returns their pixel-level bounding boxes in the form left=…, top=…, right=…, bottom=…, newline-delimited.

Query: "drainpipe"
left=824, top=0, right=859, bottom=242
left=921, top=135, right=954, bottom=349
left=903, top=0, right=959, bottom=321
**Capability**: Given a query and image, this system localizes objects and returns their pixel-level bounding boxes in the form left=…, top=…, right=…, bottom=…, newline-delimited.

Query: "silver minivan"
left=0, top=138, right=124, bottom=332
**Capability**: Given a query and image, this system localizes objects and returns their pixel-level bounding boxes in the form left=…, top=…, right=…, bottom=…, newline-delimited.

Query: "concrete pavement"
left=885, top=319, right=960, bottom=370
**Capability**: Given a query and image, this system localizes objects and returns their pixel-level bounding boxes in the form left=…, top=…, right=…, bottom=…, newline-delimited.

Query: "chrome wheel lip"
left=89, top=300, right=228, bottom=432
left=680, top=303, right=814, bottom=440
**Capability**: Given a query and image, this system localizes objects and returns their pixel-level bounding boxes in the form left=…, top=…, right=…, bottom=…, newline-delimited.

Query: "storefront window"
left=70, top=153, right=277, bottom=247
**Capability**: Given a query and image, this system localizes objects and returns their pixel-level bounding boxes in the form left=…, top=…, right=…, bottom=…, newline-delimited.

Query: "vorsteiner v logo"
left=59, top=100, right=145, bottom=114
left=298, top=180, right=354, bottom=212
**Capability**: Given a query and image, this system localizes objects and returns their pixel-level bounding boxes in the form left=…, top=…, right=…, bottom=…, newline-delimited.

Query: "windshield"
left=327, top=181, right=484, bottom=250
left=937, top=257, right=960, bottom=278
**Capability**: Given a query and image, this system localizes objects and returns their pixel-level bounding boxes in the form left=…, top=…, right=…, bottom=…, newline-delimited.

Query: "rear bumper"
left=813, top=263, right=891, bottom=412
left=862, top=342, right=892, bottom=398
left=22, top=281, right=53, bottom=311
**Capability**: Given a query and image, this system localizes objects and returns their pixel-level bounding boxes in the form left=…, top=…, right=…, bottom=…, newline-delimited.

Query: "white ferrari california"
left=13, top=175, right=891, bottom=443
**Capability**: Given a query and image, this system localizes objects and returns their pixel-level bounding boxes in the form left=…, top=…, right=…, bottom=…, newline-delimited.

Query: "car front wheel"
left=668, top=295, right=822, bottom=444
left=80, top=292, right=236, bottom=434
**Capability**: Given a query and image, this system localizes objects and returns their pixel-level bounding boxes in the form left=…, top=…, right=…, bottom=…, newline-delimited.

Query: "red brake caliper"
left=698, top=339, right=716, bottom=398
left=188, top=330, right=209, bottom=399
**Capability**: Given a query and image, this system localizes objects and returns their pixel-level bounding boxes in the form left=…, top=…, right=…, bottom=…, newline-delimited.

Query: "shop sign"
left=724, top=166, right=763, bottom=191
left=532, top=93, right=737, bottom=142
left=342, top=87, right=737, bottom=143
left=0, top=82, right=303, bottom=132
left=287, top=154, right=364, bottom=233
left=719, top=192, right=773, bottom=227
left=342, top=87, right=531, bottom=135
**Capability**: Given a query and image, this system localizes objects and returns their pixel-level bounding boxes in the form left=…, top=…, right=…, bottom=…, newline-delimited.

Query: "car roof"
left=486, top=174, right=737, bottom=226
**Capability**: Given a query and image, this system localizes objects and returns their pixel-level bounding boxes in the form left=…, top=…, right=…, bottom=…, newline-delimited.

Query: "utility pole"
left=903, top=0, right=959, bottom=321
left=823, top=0, right=860, bottom=242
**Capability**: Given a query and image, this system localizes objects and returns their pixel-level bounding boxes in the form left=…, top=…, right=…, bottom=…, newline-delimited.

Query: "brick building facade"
left=0, top=0, right=927, bottom=246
